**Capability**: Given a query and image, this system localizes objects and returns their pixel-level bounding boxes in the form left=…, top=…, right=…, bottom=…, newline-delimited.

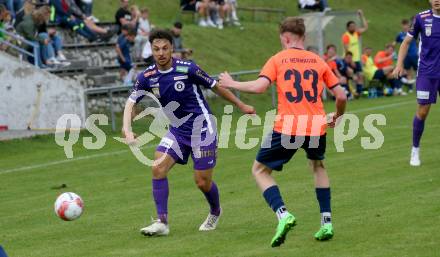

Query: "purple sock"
left=203, top=182, right=221, bottom=216
left=413, top=116, right=425, bottom=148
left=152, top=178, right=169, bottom=224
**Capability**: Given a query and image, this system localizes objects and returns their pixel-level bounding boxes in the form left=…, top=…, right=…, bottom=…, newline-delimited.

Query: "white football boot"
left=410, top=147, right=421, bottom=167
left=140, top=219, right=169, bottom=236
left=199, top=209, right=222, bottom=231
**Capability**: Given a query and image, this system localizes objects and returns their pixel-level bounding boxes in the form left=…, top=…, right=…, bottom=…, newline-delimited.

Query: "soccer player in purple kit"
left=393, top=0, right=440, bottom=166
left=122, top=29, right=255, bottom=236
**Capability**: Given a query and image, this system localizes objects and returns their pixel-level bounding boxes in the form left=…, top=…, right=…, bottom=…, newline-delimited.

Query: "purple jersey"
left=129, top=59, right=217, bottom=136
left=408, top=10, right=440, bottom=78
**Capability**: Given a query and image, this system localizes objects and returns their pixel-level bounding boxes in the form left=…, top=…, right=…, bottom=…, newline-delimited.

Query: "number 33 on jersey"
left=259, top=48, right=340, bottom=137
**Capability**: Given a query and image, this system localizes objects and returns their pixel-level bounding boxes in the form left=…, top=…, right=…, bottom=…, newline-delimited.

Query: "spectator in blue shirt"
left=116, top=24, right=136, bottom=80
left=394, top=18, right=418, bottom=87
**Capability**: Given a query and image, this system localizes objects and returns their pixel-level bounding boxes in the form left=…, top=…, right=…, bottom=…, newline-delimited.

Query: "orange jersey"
left=326, top=59, right=338, bottom=73
left=374, top=51, right=393, bottom=69
left=260, top=48, right=340, bottom=136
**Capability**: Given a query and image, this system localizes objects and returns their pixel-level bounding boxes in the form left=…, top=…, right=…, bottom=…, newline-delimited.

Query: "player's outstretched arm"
left=122, top=99, right=137, bottom=144
left=327, top=85, right=347, bottom=128
left=219, top=71, right=271, bottom=94
left=357, top=9, right=368, bottom=33
left=211, top=85, right=256, bottom=114
left=392, top=35, right=412, bottom=78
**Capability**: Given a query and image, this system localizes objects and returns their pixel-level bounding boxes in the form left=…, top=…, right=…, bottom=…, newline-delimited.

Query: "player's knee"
left=417, top=106, right=430, bottom=120
left=252, top=161, right=270, bottom=178
left=309, top=160, right=325, bottom=171
left=195, top=176, right=211, bottom=191
left=152, top=164, right=168, bottom=179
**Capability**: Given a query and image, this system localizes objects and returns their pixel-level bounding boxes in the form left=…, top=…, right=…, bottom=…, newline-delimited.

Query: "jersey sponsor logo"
left=174, top=81, right=185, bottom=92
left=151, top=83, right=160, bottom=88
left=174, top=75, right=188, bottom=81
left=425, top=18, right=433, bottom=23
left=417, top=90, right=430, bottom=100
left=421, top=13, right=431, bottom=19
left=149, top=77, right=159, bottom=83
left=176, top=66, right=189, bottom=73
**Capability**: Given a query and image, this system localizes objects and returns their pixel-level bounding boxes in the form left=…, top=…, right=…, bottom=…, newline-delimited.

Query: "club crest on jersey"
left=174, top=81, right=185, bottom=92
left=426, top=26, right=432, bottom=36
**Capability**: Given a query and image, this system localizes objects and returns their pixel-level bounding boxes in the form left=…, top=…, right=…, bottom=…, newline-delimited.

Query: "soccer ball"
left=54, top=192, right=84, bottom=221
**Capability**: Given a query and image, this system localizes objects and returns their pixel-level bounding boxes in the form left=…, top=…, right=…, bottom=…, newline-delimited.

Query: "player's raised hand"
left=392, top=65, right=405, bottom=78
left=219, top=71, right=234, bottom=88
left=239, top=104, right=256, bottom=115
left=357, top=9, right=364, bottom=16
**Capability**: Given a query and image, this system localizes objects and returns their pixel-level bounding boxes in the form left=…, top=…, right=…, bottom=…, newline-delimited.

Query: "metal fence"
left=84, top=69, right=273, bottom=132
left=0, top=27, right=40, bottom=67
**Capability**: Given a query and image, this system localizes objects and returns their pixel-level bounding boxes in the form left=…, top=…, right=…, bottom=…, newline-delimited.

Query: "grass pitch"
left=1, top=94, right=439, bottom=257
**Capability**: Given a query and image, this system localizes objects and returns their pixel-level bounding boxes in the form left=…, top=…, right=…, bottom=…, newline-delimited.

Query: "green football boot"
left=314, top=223, right=334, bottom=241
left=270, top=213, right=296, bottom=247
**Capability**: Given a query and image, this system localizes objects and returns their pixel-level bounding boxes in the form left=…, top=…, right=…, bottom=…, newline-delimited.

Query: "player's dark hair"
left=279, top=17, right=305, bottom=37
left=149, top=29, right=174, bottom=45
left=346, top=21, right=356, bottom=28
left=385, top=43, right=394, bottom=49
left=326, top=44, right=337, bottom=51
left=401, top=19, right=410, bottom=25
left=345, top=51, right=353, bottom=57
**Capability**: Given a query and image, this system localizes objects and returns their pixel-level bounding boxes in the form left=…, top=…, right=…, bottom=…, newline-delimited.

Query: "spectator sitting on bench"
left=116, top=24, right=136, bottom=81
left=16, top=6, right=68, bottom=67
left=362, top=47, right=404, bottom=96
left=0, top=0, right=24, bottom=22
left=225, top=0, right=240, bottom=26
left=208, top=0, right=230, bottom=29
left=298, top=0, right=330, bottom=12
left=115, top=0, right=136, bottom=34
left=171, top=21, right=192, bottom=60
left=325, top=44, right=352, bottom=98
left=0, top=5, right=11, bottom=51
left=180, top=0, right=215, bottom=28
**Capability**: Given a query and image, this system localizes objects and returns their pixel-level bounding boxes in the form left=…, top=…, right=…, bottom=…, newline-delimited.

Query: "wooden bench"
left=236, top=7, right=286, bottom=22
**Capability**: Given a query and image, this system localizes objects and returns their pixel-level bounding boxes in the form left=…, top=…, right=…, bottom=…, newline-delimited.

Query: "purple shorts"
left=416, top=77, right=440, bottom=105
left=156, top=130, right=217, bottom=170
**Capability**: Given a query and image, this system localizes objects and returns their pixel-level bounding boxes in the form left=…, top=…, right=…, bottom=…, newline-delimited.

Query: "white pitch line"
left=0, top=99, right=416, bottom=175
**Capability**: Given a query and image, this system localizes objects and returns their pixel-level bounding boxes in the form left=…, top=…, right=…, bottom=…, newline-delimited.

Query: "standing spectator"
left=134, top=7, right=151, bottom=61
left=374, top=43, right=395, bottom=69
left=298, top=0, right=331, bottom=12
left=341, top=9, right=368, bottom=95
left=171, top=21, right=192, bottom=60
left=116, top=24, right=136, bottom=81
left=394, top=18, right=418, bottom=88
left=115, top=0, right=136, bottom=33
left=180, top=0, right=214, bottom=27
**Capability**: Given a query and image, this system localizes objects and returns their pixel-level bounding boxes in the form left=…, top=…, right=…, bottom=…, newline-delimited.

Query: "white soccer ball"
left=54, top=192, right=84, bottom=221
